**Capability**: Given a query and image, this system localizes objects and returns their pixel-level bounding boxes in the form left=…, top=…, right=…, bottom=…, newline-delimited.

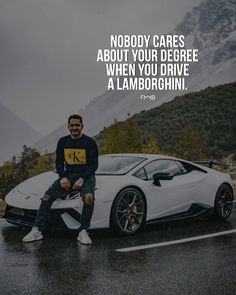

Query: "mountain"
left=95, top=82, right=236, bottom=159
left=175, top=0, right=236, bottom=90
left=0, top=102, right=42, bottom=164
left=34, top=0, right=236, bottom=154
left=130, top=82, right=236, bottom=159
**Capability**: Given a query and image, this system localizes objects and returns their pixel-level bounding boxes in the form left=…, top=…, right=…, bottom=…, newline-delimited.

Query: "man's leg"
left=23, top=178, right=67, bottom=242
left=34, top=178, right=66, bottom=231
left=80, top=193, right=95, bottom=230
left=77, top=176, right=96, bottom=244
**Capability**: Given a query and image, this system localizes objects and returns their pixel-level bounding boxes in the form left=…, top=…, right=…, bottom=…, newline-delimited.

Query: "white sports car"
left=4, top=154, right=235, bottom=235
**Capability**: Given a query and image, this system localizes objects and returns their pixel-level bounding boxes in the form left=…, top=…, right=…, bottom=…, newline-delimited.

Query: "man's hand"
left=73, top=178, right=84, bottom=190
left=60, top=177, right=70, bottom=190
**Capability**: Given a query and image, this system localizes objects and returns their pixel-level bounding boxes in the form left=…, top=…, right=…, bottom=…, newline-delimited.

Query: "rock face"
left=176, top=0, right=236, bottom=41
left=33, top=0, right=236, bottom=154
left=0, top=102, right=42, bottom=164
left=175, top=0, right=236, bottom=83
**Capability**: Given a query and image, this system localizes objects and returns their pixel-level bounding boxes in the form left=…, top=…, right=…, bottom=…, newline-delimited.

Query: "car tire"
left=214, top=184, right=234, bottom=220
left=110, top=187, right=146, bottom=235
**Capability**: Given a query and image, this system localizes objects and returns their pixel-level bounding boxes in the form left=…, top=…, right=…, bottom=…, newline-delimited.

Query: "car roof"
left=100, top=153, right=206, bottom=167
left=100, top=153, right=173, bottom=160
left=98, top=153, right=211, bottom=174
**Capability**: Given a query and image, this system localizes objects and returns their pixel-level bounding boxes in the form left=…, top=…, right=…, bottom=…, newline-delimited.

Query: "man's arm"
left=80, top=139, right=99, bottom=179
left=55, top=138, right=66, bottom=178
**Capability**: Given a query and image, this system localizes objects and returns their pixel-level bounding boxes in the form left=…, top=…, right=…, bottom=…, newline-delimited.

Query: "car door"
left=141, top=159, right=199, bottom=220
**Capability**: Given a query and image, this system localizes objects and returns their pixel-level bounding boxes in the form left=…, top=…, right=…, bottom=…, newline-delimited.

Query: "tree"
left=17, top=145, right=40, bottom=180
left=29, top=155, right=54, bottom=177
left=101, top=116, right=143, bottom=154
left=122, top=116, right=143, bottom=152
left=175, top=122, right=205, bottom=160
left=0, top=146, right=45, bottom=199
left=142, top=137, right=161, bottom=154
left=0, top=161, right=18, bottom=199
left=100, top=120, right=125, bottom=153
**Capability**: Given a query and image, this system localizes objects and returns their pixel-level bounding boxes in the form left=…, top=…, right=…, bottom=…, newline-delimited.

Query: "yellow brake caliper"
left=130, top=205, right=137, bottom=225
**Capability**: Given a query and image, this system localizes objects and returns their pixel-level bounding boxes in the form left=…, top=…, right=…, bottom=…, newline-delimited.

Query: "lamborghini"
left=4, top=154, right=234, bottom=235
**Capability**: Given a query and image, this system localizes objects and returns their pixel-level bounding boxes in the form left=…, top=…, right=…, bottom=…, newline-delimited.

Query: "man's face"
left=68, top=118, right=83, bottom=139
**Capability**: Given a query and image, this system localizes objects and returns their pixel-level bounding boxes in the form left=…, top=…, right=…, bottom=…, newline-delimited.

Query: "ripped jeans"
left=34, top=174, right=96, bottom=232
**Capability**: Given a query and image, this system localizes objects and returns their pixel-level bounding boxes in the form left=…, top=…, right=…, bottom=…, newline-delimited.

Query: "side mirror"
left=153, top=172, right=174, bottom=186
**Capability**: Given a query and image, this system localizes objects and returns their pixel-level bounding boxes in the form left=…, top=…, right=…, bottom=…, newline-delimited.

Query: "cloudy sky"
left=0, top=0, right=201, bottom=135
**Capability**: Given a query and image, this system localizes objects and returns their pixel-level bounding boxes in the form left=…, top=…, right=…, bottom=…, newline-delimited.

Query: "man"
left=23, top=114, right=98, bottom=244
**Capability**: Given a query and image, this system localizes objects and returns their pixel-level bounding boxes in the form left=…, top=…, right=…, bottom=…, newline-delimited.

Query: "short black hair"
left=68, top=114, right=83, bottom=125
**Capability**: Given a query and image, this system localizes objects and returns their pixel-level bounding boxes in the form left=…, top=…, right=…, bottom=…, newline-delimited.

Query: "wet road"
left=1, top=208, right=236, bottom=295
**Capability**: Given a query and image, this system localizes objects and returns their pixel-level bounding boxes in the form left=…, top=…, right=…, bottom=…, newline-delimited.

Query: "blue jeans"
left=35, top=175, right=96, bottom=232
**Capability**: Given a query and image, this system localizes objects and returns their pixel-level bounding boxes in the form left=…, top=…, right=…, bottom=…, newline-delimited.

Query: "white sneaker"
left=77, top=229, right=92, bottom=245
left=22, top=227, right=43, bottom=243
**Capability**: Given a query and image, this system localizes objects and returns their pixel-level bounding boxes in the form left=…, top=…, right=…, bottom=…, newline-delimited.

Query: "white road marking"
left=116, top=228, right=236, bottom=252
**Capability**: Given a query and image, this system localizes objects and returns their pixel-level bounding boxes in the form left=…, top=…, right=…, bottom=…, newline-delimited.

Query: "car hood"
left=5, top=171, right=58, bottom=209
left=5, top=172, right=136, bottom=209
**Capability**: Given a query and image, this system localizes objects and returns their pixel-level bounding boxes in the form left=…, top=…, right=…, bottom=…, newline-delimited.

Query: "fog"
left=0, top=0, right=201, bottom=135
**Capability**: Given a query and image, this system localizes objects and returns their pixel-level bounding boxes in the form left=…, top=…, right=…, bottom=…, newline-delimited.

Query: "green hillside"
left=134, top=82, right=236, bottom=159
left=98, top=82, right=236, bottom=160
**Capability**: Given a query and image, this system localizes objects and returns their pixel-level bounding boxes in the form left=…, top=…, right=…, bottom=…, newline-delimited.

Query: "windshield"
left=96, top=155, right=146, bottom=175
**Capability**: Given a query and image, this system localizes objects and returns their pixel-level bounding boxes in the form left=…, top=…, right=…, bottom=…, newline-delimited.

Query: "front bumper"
left=4, top=205, right=82, bottom=231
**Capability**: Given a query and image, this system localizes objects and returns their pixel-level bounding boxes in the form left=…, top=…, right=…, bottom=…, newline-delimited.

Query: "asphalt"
left=0, top=207, right=236, bottom=295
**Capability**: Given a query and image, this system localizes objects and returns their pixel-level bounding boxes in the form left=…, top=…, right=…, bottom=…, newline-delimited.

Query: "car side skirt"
left=146, top=203, right=213, bottom=224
